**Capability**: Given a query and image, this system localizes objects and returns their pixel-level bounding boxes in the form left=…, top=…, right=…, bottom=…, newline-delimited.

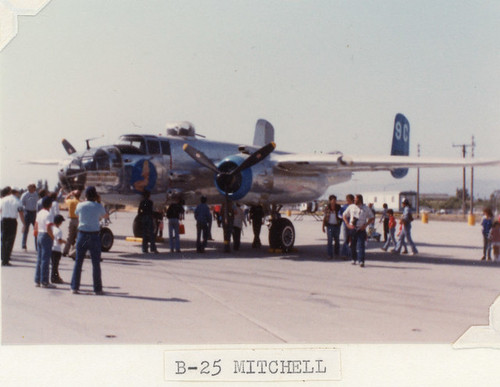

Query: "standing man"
left=343, top=194, right=375, bottom=267
left=166, top=198, right=185, bottom=253
left=322, top=195, right=342, bottom=259
left=340, top=194, right=354, bottom=258
left=138, top=190, right=158, bottom=254
left=393, top=199, right=418, bottom=256
left=20, top=184, right=39, bottom=251
left=379, top=203, right=389, bottom=243
left=232, top=203, right=247, bottom=251
left=1, top=186, right=25, bottom=266
left=194, top=196, right=211, bottom=253
left=249, top=205, right=265, bottom=248
left=63, top=190, right=81, bottom=257
left=70, top=186, right=108, bottom=295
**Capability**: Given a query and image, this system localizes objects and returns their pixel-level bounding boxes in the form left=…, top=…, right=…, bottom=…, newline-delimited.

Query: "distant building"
left=362, top=191, right=417, bottom=212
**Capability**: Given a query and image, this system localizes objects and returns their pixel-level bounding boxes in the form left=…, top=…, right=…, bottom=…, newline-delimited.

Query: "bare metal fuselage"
left=59, top=133, right=351, bottom=210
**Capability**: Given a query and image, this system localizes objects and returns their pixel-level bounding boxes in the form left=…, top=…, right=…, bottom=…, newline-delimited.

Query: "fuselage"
left=58, top=129, right=352, bottom=209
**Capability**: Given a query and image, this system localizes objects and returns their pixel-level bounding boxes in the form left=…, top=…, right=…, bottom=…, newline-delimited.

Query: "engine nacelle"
left=215, top=154, right=253, bottom=201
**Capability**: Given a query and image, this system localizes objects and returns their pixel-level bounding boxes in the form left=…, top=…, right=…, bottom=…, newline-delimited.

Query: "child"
left=51, top=214, right=66, bottom=283
left=481, top=208, right=493, bottom=260
left=381, top=209, right=396, bottom=251
left=488, top=221, right=500, bottom=261
left=392, top=218, right=408, bottom=254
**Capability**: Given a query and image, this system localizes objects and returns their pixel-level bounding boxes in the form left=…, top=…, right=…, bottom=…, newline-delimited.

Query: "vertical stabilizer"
left=253, top=119, right=275, bottom=147
left=390, top=113, right=410, bottom=179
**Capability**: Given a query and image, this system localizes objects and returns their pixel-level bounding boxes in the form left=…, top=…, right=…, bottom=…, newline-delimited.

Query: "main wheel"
left=269, top=218, right=295, bottom=252
left=100, top=227, right=114, bottom=252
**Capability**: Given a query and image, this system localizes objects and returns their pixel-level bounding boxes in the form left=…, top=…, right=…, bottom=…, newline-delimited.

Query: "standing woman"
left=70, top=186, right=108, bottom=295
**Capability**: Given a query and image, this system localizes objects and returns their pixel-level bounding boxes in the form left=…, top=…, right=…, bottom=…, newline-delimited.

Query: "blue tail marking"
left=390, top=113, right=410, bottom=179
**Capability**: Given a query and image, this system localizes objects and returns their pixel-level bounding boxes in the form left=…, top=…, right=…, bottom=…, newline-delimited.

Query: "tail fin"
left=253, top=119, right=275, bottom=147
left=390, top=113, right=410, bottom=178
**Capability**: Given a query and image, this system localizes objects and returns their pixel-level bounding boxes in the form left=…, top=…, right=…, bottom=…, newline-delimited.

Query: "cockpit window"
left=147, top=140, right=160, bottom=155
left=161, top=140, right=171, bottom=155
left=117, top=136, right=146, bottom=153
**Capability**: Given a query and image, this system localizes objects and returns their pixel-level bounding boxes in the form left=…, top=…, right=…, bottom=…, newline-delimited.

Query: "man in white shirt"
left=1, top=186, right=25, bottom=266
left=342, top=194, right=374, bottom=267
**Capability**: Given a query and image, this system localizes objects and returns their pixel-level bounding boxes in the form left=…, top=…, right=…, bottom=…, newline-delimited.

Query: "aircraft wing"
left=273, top=153, right=500, bottom=175
left=23, top=159, right=60, bottom=165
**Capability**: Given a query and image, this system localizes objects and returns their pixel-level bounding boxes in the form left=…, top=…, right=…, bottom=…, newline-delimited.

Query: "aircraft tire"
left=269, top=218, right=295, bottom=252
left=100, top=227, right=114, bottom=252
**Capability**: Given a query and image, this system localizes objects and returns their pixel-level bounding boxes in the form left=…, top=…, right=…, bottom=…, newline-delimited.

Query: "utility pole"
left=470, top=136, right=475, bottom=215
left=416, top=143, right=420, bottom=218
left=452, top=139, right=474, bottom=217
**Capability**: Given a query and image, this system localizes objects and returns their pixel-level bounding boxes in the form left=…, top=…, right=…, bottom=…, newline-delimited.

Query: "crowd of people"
left=2, top=184, right=499, bottom=293
left=322, top=193, right=500, bottom=266
left=1, top=184, right=107, bottom=294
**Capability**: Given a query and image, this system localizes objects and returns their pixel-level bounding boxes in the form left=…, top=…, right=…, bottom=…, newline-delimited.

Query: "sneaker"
left=52, top=278, right=65, bottom=284
left=352, top=260, right=357, bottom=265
left=35, top=283, right=41, bottom=287
left=41, top=283, right=56, bottom=289
left=380, top=247, right=387, bottom=252
left=94, top=290, right=104, bottom=296
left=71, top=289, right=79, bottom=294
left=360, top=262, right=365, bottom=267
left=411, top=251, right=418, bottom=256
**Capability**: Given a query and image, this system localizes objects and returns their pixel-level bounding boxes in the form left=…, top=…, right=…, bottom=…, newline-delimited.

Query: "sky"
left=1, top=0, right=499, bottom=198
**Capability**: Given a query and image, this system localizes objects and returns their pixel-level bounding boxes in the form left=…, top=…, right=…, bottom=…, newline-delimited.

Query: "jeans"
left=35, top=232, right=52, bottom=284
left=341, top=224, right=352, bottom=257
left=71, top=231, right=102, bottom=292
left=383, top=228, right=397, bottom=250
left=196, top=222, right=209, bottom=252
left=351, top=229, right=367, bottom=263
left=168, top=218, right=180, bottom=252
left=22, top=210, right=36, bottom=249
left=483, top=235, right=491, bottom=259
left=395, top=224, right=418, bottom=254
left=326, top=224, right=341, bottom=257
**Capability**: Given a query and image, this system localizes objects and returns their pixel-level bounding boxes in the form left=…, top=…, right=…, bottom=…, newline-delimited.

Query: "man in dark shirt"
left=138, top=190, right=158, bottom=253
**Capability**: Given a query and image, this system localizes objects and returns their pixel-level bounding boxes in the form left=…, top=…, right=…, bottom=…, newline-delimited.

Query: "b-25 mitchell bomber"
left=55, top=114, right=500, bottom=252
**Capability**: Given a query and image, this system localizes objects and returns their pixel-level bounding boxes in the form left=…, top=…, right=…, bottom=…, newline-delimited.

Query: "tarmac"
left=1, top=211, right=499, bottom=386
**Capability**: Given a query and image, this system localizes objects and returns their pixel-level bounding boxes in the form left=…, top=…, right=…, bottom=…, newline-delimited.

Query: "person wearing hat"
left=393, top=198, right=418, bottom=256
left=34, top=196, right=55, bottom=287
left=51, top=214, right=66, bottom=284
left=70, top=186, right=108, bottom=295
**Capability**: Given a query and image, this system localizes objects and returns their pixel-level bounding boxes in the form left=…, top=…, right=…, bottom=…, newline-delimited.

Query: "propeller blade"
left=62, top=139, right=77, bottom=155
left=231, top=142, right=276, bottom=175
left=182, top=144, right=219, bottom=173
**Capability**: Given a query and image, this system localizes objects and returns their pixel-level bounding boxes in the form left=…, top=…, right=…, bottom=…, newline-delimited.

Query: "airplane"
left=54, top=114, right=500, bottom=252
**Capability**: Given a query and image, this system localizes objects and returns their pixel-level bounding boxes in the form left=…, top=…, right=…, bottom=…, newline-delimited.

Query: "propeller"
left=183, top=141, right=276, bottom=251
